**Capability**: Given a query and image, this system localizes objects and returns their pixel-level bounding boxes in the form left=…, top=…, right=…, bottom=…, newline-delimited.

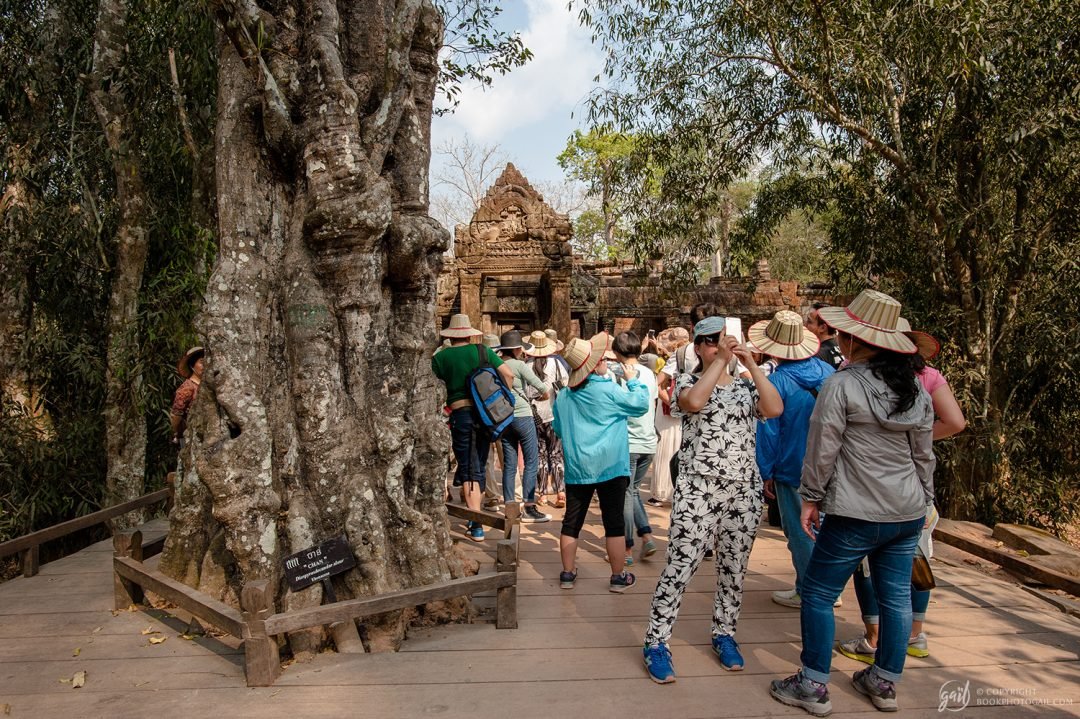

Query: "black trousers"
left=561, top=476, right=629, bottom=539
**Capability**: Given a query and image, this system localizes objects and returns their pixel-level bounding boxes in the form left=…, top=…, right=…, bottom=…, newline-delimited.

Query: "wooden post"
left=19, top=545, right=39, bottom=578
left=495, top=539, right=518, bottom=629
left=241, top=580, right=281, bottom=687
left=503, top=502, right=520, bottom=541
left=112, top=531, right=144, bottom=609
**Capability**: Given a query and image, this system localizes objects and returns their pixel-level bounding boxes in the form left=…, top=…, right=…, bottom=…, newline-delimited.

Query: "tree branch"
left=167, top=48, right=200, bottom=163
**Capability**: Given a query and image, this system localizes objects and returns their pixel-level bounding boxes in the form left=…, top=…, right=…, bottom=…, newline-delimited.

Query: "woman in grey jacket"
left=769, top=290, right=935, bottom=717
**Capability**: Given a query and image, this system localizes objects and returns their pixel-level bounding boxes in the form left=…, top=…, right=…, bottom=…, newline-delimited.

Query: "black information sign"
left=283, top=535, right=356, bottom=592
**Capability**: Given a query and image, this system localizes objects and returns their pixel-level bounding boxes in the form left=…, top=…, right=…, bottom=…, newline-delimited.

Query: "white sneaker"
left=772, top=588, right=801, bottom=607
left=771, top=588, right=843, bottom=609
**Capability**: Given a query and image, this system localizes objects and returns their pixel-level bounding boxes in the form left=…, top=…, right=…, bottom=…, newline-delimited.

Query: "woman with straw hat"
left=747, top=311, right=836, bottom=610
left=642, top=317, right=782, bottom=684
left=769, top=290, right=935, bottom=716
left=525, top=331, right=569, bottom=508
left=838, top=315, right=965, bottom=667
left=551, top=332, right=650, bottom=594
left=495, top=330, right=552, bottom=524
left=431, top=314, right=516, bottom=541
left=170, top=347, right=205, bottom=446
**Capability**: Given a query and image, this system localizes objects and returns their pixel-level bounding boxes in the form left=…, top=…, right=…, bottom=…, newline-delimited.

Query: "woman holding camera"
left=642, top=316, right=782, bottom=683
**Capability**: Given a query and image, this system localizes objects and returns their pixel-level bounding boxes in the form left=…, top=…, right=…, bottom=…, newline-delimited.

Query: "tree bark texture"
left=90, top=0, right=149, bottom=528
left=159, top=0, right=461, bottom=653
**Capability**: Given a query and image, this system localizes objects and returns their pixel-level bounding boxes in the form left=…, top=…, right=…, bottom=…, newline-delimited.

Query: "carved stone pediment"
left=455, top=163, right=573, bottom=271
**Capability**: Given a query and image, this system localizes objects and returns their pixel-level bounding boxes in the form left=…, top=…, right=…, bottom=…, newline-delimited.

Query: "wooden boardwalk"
left=2, top=506, right=1079, bottom=718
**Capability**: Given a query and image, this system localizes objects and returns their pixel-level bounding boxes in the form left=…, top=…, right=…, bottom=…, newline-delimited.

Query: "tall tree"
left=158, top=0, right=531, bottom=654
left=579, top=0, right=1080, bottom=526
left=430, top=137, right=510, bottom=235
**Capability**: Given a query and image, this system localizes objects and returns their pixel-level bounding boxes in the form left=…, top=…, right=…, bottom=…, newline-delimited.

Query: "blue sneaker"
left=559, top=569, right=577, bottom=589
left=609, top=571, right=636, bottom=593
left=643, top=643, right=676, bottom=684
left=712, top=634, right=744, bottom=671
left=466, top=522, right=485, bottom=542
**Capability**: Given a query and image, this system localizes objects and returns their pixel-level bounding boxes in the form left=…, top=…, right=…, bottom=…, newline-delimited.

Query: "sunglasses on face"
left=699, top=333, right=723, bottom=347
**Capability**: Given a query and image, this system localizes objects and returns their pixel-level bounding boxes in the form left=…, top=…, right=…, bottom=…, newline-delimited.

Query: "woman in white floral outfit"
left=642, top=316, right=782, bottom=683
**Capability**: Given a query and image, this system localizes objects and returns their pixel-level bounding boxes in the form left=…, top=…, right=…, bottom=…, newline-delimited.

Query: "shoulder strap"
left=676, top=345, right=688, bottom=374
left=475, top=343, right=489, bottom=369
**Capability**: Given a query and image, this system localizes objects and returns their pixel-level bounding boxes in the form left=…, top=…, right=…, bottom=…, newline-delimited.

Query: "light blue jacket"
left=756, top=357, right=835, bottom=487
left=552, top=374, right=650, bottom=485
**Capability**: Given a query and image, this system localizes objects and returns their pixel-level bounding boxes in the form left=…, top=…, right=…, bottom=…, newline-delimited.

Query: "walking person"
left=838, top=317, right=966, bottom=664
left=611, top=331, right=659, bottom=565
left=431, top=314, right=516, bottom=541
left=496, top=330, right=552, bottom=523
left=747, top=311, right=836, bottom=608
left=552, top=333, right=650, bottom=593
left=649, top=328, right=688, bottom=506
left=525, top=330, right=568, bottom=508
left=769, top=290, right=935, bottom=715
left=643, top=317, right=782, bottom=683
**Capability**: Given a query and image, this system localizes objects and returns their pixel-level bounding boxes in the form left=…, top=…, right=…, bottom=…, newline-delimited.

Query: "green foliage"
left=0, top=0, right=216, bottom=542
left=579, top=0, right=1080, bottom=529
left=436, top=0, right=533, bottom=114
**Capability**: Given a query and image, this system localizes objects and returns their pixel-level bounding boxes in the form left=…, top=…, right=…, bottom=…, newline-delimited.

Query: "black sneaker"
left=559, top=570, right=577, bottom=589
left=522, top=505, right=551, bottom=523
left=609, top=571, right=636, bottom=593
left=704, top=548, right=715, bottom=560
left=646, top=497, right=664, bottom=507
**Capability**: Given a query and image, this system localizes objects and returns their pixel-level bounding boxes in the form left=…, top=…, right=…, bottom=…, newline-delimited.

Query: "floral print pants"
left=644, top=472, right=763, bottom=645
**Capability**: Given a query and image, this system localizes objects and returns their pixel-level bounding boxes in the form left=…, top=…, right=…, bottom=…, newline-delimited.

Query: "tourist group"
left=429, top=289, right=966, bottom=716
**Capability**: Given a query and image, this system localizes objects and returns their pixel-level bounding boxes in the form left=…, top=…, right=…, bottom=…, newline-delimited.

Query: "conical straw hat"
left=565, top=332, right=609, bottom=388
left=817, top=290, right=917, bottom=354
left=748, top=311, right=820, bottom=361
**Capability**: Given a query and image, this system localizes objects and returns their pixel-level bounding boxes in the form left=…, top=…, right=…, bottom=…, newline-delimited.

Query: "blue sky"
left=431, top=0, right=604, bottom=187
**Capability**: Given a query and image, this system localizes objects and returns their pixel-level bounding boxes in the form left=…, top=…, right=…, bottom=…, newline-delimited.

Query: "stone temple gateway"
left=437, top=164, right=825, bottom=338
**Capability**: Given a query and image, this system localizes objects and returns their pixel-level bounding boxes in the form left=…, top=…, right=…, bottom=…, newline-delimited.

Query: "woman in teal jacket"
left=552, top=333, right=649, bottom=594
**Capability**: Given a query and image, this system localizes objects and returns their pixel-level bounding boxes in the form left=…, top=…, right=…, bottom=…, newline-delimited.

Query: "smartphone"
left=647, top=329, right=656, bottom=338
left=725, top=317, right=744, bottom=375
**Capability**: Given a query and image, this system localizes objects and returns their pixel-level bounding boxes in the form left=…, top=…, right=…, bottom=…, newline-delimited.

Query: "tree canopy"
left=578, top=0, right=1080, bottom=527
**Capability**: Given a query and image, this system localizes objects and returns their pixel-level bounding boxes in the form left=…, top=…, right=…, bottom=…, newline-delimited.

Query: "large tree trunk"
left=90, top=0, right=149, bottom=527
left=159, top=0, right=462, bottom=654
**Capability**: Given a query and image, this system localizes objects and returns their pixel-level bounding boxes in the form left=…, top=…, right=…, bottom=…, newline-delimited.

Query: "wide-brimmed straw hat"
left=565, top=332, right=609, bottom=388
left=748, top=310, right=820, bottom=361
left=482, top=334, right=500, bottom=349
left=896, top=317, right=941, bottom=360
left=526, top=331, right=557, bottom=357
left=177, top=346, right=204, bottom=378
left=544, top=328, right=565, bottom=351
left=495, top=330, right=533, bottom=353
left=441, top=314, right=483, bottom=339
left=657, top=327, right=690, bottom=355
left=817, top=290, right=917, bottom=354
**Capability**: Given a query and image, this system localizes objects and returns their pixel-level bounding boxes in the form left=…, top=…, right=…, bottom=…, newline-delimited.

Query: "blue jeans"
left=775, top=482, right=814, bottom=595
left=624, top=453, right=654, bottom=548
left=500, top=415, right=539, bottom=504
left=449, top=408, right=487, bottom=490
left=800, top=515, right=923, bottom=684
left=853, top=563, right=931, bottom=623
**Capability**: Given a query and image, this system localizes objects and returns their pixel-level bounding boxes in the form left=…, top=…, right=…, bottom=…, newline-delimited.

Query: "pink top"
left=918, top=366, right=947, bottom=395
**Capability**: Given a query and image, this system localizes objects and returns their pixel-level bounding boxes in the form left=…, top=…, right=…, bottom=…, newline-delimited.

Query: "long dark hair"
left=856, top=338, right=921, bottom=416
left=531, top=355, right=549, bottom=382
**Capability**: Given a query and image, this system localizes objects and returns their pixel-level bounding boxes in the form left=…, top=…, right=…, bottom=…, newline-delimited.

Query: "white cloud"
left=436, top=0, right=602, bottom=141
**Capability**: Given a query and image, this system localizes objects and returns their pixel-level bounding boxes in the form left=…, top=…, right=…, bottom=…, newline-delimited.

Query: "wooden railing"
left=0, top=486, right=172, bottom=578
left=111, top=503, right=520, bottom=687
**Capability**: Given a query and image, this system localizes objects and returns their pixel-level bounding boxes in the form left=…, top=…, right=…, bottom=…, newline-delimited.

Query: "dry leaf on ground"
left=140, top=627, right=159, bottom=635
left=92, top=626, right=102, bottom=634
left=148, top=636, right=167, bottom=645
left=72, top=670, right=86, bottom=688
left=72, top=647, right=81, bottom=656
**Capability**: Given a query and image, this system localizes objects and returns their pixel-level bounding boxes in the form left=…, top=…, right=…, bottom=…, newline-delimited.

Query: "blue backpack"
left=467, top=345, right=516, bottom=439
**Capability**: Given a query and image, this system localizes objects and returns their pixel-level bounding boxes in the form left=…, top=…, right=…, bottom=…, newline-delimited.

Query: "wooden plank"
left=0, top=488, right=170, bottom=558
left=935, top=518, right=1080, bottom=595
left=113, top=556, right=246, bottom=638
left=19, top=545, right=40, bottom=578
left=445, top=502, right=506, bottom=530
left=113, top=532, right=144, bottom=609
left=141, top=534, right=166, bottom=559
left=264, top=572, right=515, bottom=636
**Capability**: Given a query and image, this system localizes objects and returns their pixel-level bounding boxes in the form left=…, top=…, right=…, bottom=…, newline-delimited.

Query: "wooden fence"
left=0, top=486, right=172, bottom=578
left=111, top=502, right=519, bottom=687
